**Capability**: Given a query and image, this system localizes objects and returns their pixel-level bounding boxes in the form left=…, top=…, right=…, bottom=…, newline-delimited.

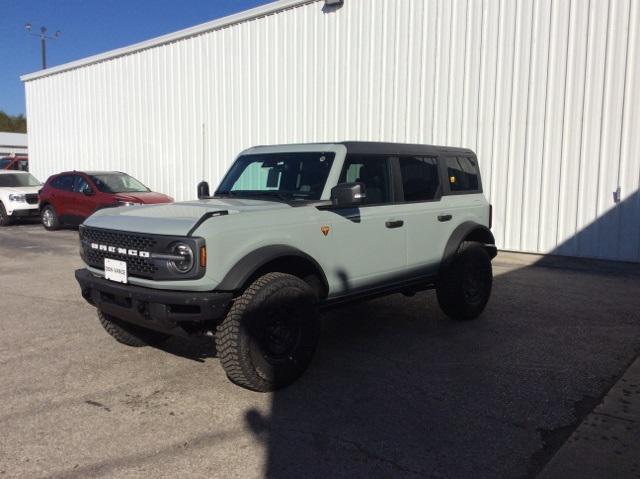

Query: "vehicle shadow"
left=147, top=191, right=639, bottom=477
left=241, top=191, right=640, bottom=478
left=159, top=335, right=218, bottom=363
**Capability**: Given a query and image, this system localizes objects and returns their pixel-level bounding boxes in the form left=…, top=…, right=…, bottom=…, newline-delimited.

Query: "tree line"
left=0, top=111, right=27, bottom=133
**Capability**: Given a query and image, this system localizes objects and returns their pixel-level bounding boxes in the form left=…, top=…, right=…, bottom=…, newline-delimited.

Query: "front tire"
left=215, top=272, right=320, bottom=392
left=41, top=205, right=60, bottom=231
left=436, top=241, right=493, bottom=320
left=97, top=310, right=169, bottom=347
left=0, top=202, right=12, bottom=227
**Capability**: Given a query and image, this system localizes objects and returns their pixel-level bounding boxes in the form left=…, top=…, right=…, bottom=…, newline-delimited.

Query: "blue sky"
left=0, top=0, right=272, bottom=116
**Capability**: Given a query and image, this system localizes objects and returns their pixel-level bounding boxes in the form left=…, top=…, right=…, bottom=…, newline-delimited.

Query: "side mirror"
left=330, top=182, right=366, bottom=207
left=197, top=181, right=211, bottom=200
left=82, top=188, right=95, bottom=196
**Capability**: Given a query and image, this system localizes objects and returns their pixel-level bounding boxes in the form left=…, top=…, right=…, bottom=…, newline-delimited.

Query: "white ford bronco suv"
left=75, top=142, right=497, bottom=391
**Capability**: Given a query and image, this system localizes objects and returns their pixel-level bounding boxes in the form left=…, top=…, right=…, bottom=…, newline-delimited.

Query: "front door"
left=320, top=154, right=407, bottom=295
left=71, top=175, right=101, bottom=222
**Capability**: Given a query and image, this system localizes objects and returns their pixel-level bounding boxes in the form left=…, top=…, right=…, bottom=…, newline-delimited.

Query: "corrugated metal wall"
left=24, top=0, right=640, bottom=262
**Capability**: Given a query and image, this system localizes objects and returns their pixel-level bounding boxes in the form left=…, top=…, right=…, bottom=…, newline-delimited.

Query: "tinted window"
left=74, top=176, right=92, bottom=194
left=399, top=157, right=440, bottom=202
left=51, top=175, right=75, bottom=191
left=0, top=158, right=11, bottom=169
left=447, top=156, right=480, bottom=192
left=339, top=155, right=392, bottom=205
left=218, top=152, right=335, bottom=201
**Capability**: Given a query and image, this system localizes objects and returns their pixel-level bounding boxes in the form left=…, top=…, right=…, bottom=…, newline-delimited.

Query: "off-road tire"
left=0, top=202, right=12, bottom=227
left=97, top=309, right=170, bottom=347
left=215, top=272, right=320, bottom=392
left=436, top=241, right=492, bottom=320
left=41, top=205, right=60, bottom=231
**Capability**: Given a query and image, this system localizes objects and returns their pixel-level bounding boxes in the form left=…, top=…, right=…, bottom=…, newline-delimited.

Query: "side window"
left=446, top=156, right=480, bottom=193
left=399, top=156, right=440, bottom=202
left=18, top=160, right=28, bottom=171
left=339, top=155, right=392, bottom=205
left=51, top=175, right=75, bottom=191
left=73, top=176, right=92, bottom=194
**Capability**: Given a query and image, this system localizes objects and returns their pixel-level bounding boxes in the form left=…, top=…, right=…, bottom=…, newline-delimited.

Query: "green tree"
left=0, top=111, right=27, bottom=133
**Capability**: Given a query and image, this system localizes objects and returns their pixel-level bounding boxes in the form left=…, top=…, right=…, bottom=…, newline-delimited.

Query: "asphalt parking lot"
left=1, top=223, right=639, bottom=479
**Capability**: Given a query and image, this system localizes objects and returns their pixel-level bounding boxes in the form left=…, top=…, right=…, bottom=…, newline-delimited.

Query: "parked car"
left=39, top=171, right=173, bottom=230
left=0, top=156, right=28, bottom=171
left=75, top=142, right=496, bottom=392
left=0, top=170, right=41, bottom=226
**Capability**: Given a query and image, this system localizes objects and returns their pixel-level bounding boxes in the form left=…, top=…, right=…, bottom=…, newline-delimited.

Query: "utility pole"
left=25, top=23, right=61, bottom=70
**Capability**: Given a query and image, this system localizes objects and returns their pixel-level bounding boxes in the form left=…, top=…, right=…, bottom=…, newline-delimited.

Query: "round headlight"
left=167, top=242, right=194, bottom=273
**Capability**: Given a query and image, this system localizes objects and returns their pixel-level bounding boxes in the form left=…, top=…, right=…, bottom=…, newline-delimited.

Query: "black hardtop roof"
left=248, top=141, right=475, bottom=156
left=339, top=141, right=475, bottom=156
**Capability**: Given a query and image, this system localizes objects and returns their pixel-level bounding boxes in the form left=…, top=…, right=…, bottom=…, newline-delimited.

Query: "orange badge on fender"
left=321, top=226, right=330, bottom=237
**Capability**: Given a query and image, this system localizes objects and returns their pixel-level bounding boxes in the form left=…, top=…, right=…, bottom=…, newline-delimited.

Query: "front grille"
left=80, top=227, right=159, bottom=278
left=25, top=194, right=38, bottom=205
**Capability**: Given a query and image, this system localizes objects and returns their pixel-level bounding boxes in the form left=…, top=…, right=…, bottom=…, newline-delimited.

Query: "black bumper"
left=13, top=208, right=40, bottom=218
left=75, top=269, right=233, bottom=337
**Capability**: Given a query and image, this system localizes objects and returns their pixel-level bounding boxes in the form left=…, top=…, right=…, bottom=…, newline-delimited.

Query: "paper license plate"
left=104, top=258, right=128, bottom=284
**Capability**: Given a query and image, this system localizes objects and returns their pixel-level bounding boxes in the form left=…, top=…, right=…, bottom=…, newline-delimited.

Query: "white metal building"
left=21, top=0, right=640, bottom=262
left=0, top=132, right=28, bottom=157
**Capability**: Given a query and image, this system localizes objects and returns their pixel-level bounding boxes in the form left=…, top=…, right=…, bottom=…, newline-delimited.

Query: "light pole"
left=25, top=23, right=61, bottom=70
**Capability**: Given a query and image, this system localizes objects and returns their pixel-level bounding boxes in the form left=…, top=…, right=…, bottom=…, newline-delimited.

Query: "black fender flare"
left=216, top=244, right=329, bottom=293
left=440, top=222, right=496, bottom=273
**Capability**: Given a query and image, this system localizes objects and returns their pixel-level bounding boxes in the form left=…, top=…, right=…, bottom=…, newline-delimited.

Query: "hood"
left=83, top=198, right=292, bottom=236
left=0, top=185, right=41, bottom=195
left=112, top=191, right=173, bottom=204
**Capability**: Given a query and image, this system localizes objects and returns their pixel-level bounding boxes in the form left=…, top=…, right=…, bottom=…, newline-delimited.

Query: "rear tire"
left=41, top=205, right=60, bottom=231
left=97, top=310, right=169, bottom=347
left=215, top=272, right=320, bottom=392
left=436, top=241, right=492, bottom=320
left=0, top=202, right=12, bottom=227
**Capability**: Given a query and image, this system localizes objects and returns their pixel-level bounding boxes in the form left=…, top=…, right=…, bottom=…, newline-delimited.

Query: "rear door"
left=319, top=154, right=407, bottom=294
left=393, top=155, right=452, bottom=275
left=48, top=174, right=76, bottom=221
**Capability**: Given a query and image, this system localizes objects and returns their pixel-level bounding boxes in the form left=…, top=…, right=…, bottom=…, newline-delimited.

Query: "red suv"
left=39, top=171, right=173, bottom=230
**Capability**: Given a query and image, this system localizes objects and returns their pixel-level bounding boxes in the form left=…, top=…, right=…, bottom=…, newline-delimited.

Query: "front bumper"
left=75, top=269, right=233, bottom=336
left=7, top=204, right=39, bottom=217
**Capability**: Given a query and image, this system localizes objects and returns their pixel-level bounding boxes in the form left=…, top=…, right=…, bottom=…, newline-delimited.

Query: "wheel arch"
left=217, top=245, right=329, bottom=298
left=440, top=222, right=496, bottom=273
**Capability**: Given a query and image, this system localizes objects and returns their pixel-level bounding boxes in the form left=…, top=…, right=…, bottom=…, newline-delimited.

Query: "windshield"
left=217, top=152, right=335, bottom=201
left=0, top=158, right=12, bottom=169
left=89, top=173, right=150, bottom=194
left=0, top=173, right=40, bottom=187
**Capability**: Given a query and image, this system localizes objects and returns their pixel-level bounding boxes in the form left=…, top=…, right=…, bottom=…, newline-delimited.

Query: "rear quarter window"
left=446, top=157, right=481, bottom=193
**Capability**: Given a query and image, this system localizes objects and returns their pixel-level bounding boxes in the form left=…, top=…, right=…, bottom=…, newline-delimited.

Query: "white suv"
left=0, top=171, right=42, bottom=226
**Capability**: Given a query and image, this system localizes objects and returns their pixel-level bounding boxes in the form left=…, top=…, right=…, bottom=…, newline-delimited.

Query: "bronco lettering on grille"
left=90, top=243, right=150, bottom=258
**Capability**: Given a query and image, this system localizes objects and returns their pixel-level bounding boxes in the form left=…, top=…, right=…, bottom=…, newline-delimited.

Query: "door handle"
left=385, top=220, right=404, bottom=229
left=438, top=214, right=453, bottom=222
